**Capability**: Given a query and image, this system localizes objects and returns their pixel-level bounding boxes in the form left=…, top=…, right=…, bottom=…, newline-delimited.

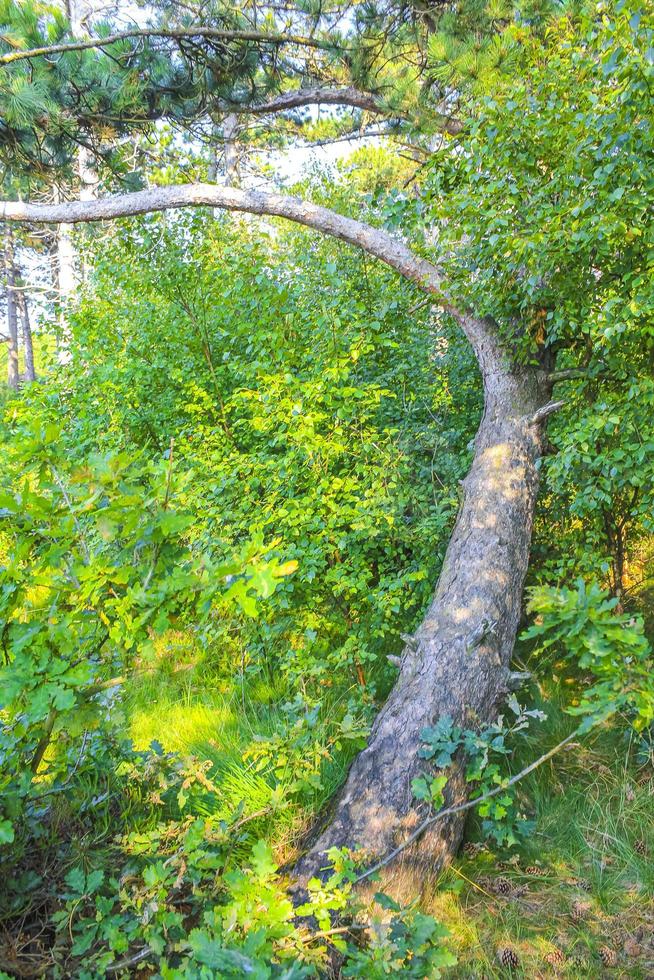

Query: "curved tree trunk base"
left=293, top=348, right=553, bottom=899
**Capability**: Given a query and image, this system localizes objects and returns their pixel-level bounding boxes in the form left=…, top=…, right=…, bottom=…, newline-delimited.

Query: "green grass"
left=121, top=640, right=359, bottom=860
left=119, top=650, right=654, bottom=976
left=426, top=693, right=654, bottom=976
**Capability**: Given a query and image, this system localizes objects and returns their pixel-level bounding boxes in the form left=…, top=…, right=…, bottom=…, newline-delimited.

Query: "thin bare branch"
left=0, top=26, right=330, bottom=65
left=105, top=947, right=151, bottom=975
left=529, top=400, right=565, bottom=426
left=352, top=729, right=580, bottom=885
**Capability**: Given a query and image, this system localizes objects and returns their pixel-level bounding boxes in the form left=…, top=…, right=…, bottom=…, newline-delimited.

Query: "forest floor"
left=431, top=764, right=654, bottom=978
left=124, top=652, right=654, bottom=979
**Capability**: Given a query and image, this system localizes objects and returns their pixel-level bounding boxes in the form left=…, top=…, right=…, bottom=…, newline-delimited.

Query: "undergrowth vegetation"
left=0, top=212, right=479, bottom=976
left=2, top=205, right=653, bottom=975
left=1, top=2, right=654, bottom=975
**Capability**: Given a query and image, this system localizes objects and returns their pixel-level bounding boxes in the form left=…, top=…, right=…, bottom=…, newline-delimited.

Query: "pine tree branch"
left=218, top=86, right=463, bottom=134
left=0, top=27, right=331, bottom=65
left=224, top=86, right=388, bottom=116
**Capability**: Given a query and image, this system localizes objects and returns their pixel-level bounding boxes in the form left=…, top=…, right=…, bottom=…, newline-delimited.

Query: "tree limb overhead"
left=0, top=183, right=468, bottom=317
left=219, top=86, right=463, bottom=134
left=0, top=26, right=329, bottom=65
left=223, top=86, right=387, bottom=116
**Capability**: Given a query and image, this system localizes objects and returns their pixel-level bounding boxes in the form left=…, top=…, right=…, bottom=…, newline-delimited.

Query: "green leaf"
left=0, top=820, right=15, bottom=845
left=250, top=839, right=278, bottom=879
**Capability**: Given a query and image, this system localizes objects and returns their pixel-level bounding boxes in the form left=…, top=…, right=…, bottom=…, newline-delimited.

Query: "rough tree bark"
left=0, top=185, right=557, bottom=889
left=295, top=329, right=552, bottom=894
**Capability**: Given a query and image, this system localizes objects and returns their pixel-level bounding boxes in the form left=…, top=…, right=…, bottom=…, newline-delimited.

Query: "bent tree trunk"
left=295, top=328, right=552, bottom=895
left=0, top=185, right=557, bottom=892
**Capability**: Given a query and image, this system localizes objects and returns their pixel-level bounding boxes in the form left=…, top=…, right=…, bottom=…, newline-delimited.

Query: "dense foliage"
left=0, top=195, right=481, bottom=972
left=1, top=0, right=653, bottom=975
left=423, top=0, right=654, bottom=603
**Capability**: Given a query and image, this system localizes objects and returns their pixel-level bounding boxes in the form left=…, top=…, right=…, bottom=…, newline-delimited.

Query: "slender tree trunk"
left=294, top=336, right=553, bottom=896
left=4, top=228, right=19, bottom=390
left=56, top=153, right=96, bottom=317
left=602, top=507, right=626, bottom=612
left=17, top=287, right=35, bottom=383
left=56, top=183, right=76, bottom=359
left=208, top=114, right=240, bottom=189
left=56, top=1, right=97, bottom=352
left=207, top=116, right=220, bottom=183
left=223, top=114, right=240, bottom=188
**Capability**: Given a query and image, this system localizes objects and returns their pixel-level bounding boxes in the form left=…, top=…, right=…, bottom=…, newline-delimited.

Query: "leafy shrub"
left=412, top=699, right=546, bottom=848
left=524, top=579, right=654, bottom=731
left=0, top=730, right=455, bottom=977
left=0, top=410, right=296, bottom=846
left=49, top=212, right=479, bottom=704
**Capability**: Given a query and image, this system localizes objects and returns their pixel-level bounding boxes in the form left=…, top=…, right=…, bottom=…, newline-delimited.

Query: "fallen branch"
left=352, top=728, right=580, bottom=885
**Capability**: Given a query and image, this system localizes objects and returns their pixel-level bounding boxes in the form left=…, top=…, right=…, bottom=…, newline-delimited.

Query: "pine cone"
left=599, top=945, right=617, bottom=967
left=634, top=838, right=647, bottom=855
left=497, top=946, right=520, bottom=969
left=623, top=937, right=642, bottom=958
left=565, top=875, right=591, bottom=891
left=571, top=899, right=592, bottom=920
left=525, top=864, right=548, bottom=876
left=494, top=876, right=512, bottom=895
left=544, top=948, right=566, bottom=966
